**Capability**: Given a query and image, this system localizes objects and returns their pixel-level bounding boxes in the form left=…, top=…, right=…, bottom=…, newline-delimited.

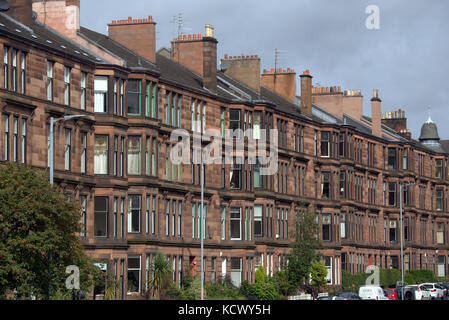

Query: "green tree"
left=0, top=163, right=97, bottom=299
left=310, top=261, right=328, bottom=291
left=286, top=205, right=322, bottom=288
left=255, top=266, right=267, bottom=283
left=148, top=253, right=172, bottom=299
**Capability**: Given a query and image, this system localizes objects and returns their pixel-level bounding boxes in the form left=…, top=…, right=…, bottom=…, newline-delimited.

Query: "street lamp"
left=49, top=115, right=87, bottom=185
left=399, top=182, right=413, bottom=300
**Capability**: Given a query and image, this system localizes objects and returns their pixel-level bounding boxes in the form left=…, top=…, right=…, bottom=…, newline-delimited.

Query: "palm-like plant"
left=149, top=253, right=172, bottom=299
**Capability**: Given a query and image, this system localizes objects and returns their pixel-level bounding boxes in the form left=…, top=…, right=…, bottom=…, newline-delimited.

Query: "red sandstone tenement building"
left=1, top=0, right=449, bottom=298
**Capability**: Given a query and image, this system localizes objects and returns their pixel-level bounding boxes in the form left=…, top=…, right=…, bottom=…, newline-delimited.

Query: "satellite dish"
left=220, top=62, right=228, bottom=72
left=0, top=0, right=10, bottom=11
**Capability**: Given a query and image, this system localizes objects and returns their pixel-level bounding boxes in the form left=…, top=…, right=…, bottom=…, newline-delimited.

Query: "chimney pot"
left=188, top=34, right=192, bottom=40
left=149, top=16, right=153, bottom=22
left=112, top=20, right=116, bottom=24
left=128, top=16, right=132, bottom=22
left=138, top=19, right=142, bottom=23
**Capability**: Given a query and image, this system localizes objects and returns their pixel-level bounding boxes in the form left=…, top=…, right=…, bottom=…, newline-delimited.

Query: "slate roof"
left=78, top=26, right=158, bottom=72
left=0, top=12, right=104, bottom=65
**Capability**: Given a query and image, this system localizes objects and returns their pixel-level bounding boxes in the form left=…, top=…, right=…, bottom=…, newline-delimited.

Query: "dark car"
left=438, top=283, right=449, bottom=298
left=335, top=292, right=362, bottom=300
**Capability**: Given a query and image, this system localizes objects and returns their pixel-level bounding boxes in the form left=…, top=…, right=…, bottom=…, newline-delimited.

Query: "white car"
left=420, top=283, right=445, bottom=300
left=358, top=286, right=389, bottom=300
left=403, top=285, right=431, bottom=300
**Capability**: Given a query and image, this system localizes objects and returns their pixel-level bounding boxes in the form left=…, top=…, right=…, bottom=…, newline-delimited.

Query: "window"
left=4, top=46, right=8, bottom=89
left=127, top=255, right=141, bottom=293
left=178, top=201, right=182, bottom=237
left=389, top=220, right=397, bottom=243
left=151, top=197, right=156, bottom=235
left=230, top=258, right=242, bottom=287
left=80, top=72, right=86, bottom=110
left=436, top=190, right=443, bottom=211
left=254, top=159, right=261, bottom=189
left=144, top=82, right=150, bottom=117
left=340, top=171, right=346, bottom=198
left=322, top=214, right=331, bottom=241
left=113, top=198, right=118, bottom=238
left=253, top=111, right=261, bottom=140
left=436, top=159, right=443, bottom=179
left=11, top=49, right=17, bottom=91
left=340, top=213, right=346, bottom=239
left=3, top=115, right=8, bottom=161
left=437, top=223, right=444, bottom=244
left=94, top=197, right=108, bottom=237
left=151, top=137, right=157, bottom=176
left=402, top=149, right=408, bottom=170
left=230, top=158, right=241, bottom=190
left=165, top=200, right=170, bottom=236
left=230, top=207, right=242, bottom=240
left=120, top=199, right=125, bottom=238
left=127, top=79, right=141, bottom=115
left=64, top=67, right=71, bottom=106
left=220, top=107, right=226, bottom=138
left=321, top=172, right=330, bottom=199
left=64, top=129, right=71, bottom=171
left=46, top=61, right=54, bottom=101
left=221, top=207, right=226, bottom=240
left=192, top=203, right=196, bottom=239
left=151, top=83, right=157, bottom=118
left=165, top=91, right=170, bottom=125
left=20, top=52, right=26, bottom=94
left=388, top=182, right=397, bottom=206
left=120, top=80, right=125, bottom=116
left=128, top=195, right=141, bottom=233
left=229, top=109, right=241, bottom=138
left=94, top=135, right=108, bottom=175
left=78, top=132, right=87, bottom=174
left=254, top=205, right=263, bottom=237
left=80, top=196, right=87, bottom=237
left=321, top=132, right=330, bottom=157
left=21, top=119, right=26, bottom=164
left=177, top=94, right=182, bottom=128
left=388, top=148, right=397, bottom=171
left=324, top=256, right=332, bottom=284
left=94, top=76, right=108, bottom=113
left=113, top=136, right=118, bottom=176
left=12, top=117, right=17, bottom=162
left=127, top=136, right=141, bottom=175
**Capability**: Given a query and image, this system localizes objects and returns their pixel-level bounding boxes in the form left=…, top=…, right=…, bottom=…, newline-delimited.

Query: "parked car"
left=438, top=282, right=449, bottom=298
left=358, top=286, right=389, bottom=300
left=402, top=285, right=431, bottom=300
left=335, top=292, right=362, bottom=300
left=420, top=283, right=445, bottom=300
left=383, top=288, right=398, bottom=300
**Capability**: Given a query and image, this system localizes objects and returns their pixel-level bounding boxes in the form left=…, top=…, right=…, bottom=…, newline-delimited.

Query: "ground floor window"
left=127, top=255, right=141, bottom=294
left=230, top=257, right=242, bottom=287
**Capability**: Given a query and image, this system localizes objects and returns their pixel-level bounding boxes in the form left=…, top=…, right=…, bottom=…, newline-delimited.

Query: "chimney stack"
left=371, top=89, right=382, bottom=137
left=32, top=0, right=80, bottom=36
left=171, top=24, right=218, bottom=91
left=381, top=108, right=411, bottom=139
left=221, top=54, right=261, bottom=92
left=6, top=0, right=33, bottom=27
left=107, top=15, right=156, bottom=63
left=261, top=68, right=297, bottom=102
left=300, top=70, right=312, bottom=116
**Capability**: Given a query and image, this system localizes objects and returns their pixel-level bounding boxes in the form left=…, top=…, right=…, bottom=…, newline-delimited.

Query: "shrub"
left=405, top=270, right=438, bottom=285
left=252, top=280, right=279, bottom=300
left=272, top=271, right=296, bottom=296
left=255, top=266, right=267, bottom=283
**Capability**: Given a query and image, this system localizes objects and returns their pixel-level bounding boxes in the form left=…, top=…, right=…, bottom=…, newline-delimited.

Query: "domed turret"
left=419, top=114, right=440, bottom=145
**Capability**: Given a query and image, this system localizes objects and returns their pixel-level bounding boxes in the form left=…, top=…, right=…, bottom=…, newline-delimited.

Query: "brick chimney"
left=371, top=89, right=382, bottom=138
left=342, top=89, right=363, bottom=120
left=5, top=0, right=33, bottom=27
left=107, top=16, right=156, bottom=64
left=221, top=54, right=260, bottom=92
left=382, top=108, right=411, bottom=140
left=300, top=70, right=312, bottom=116
left=312, top=85, right=344, bottom=118
left=171, top=25, right=218, bottom=91
left=261, top=68, right=297, bottom=102
left=32, top=0, right=80, bottom=36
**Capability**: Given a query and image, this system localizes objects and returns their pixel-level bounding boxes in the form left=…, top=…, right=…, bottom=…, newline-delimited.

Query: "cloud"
left=81, top=0, right=449, bottom=139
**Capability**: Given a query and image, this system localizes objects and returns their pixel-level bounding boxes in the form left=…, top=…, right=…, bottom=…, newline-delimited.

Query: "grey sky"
left=80, top=0, right=449, bottom=140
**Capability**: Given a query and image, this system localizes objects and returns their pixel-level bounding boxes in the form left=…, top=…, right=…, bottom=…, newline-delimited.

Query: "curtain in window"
left=94, top=76, right=108, bottom=112
left=94, top=136, right=108, bottom=174
left=128, top=137, right=141, bottom=175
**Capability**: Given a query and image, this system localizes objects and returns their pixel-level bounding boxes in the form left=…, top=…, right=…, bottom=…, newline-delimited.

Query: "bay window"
left=128, top=195, right=141, bottom=233
left=230, top=207, right=242, bottom=240
left=94, top=196, right=108, bottom=237
left=127, top=79, right=141, bottom=115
